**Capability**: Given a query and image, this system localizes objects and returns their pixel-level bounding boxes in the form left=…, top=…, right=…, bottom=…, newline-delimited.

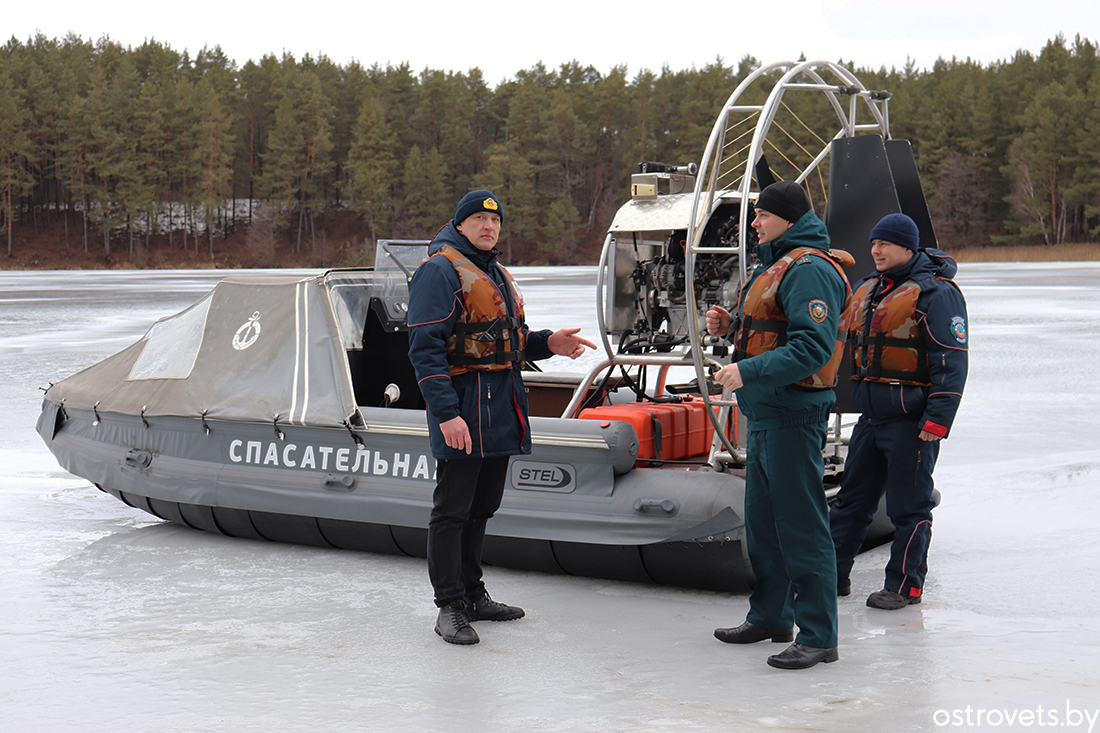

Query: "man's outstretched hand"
left=548, top=328, right=597, bottom=359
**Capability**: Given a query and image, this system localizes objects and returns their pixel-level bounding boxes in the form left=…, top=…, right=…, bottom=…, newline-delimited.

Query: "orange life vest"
left=433, top=245, right=527, bottom=377
left=733, top=246, right=853, bottom=390
left=844, top=275, right=957, bottom=385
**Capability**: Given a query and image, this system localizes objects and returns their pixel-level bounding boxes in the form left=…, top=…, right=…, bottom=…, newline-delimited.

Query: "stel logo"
left=510, top=461, right=576, bottom=494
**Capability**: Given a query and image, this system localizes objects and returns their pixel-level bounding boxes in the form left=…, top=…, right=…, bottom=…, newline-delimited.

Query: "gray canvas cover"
left=47, top=274, right=360, bottom=428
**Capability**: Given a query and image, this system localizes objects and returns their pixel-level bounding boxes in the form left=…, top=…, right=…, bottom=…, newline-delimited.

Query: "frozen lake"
left=3, top=263, right=1100, bottom=732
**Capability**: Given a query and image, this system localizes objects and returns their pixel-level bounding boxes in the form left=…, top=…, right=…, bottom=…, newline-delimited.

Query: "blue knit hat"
left=870, top=213, right=920, bottom=252
left=454, top=189, right=503, bottom=226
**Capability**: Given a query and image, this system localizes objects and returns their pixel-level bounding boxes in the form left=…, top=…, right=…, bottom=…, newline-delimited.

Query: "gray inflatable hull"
left=38, top=398, right=752, bottom=591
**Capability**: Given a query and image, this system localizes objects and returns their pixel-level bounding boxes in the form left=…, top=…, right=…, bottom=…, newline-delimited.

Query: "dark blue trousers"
left=830, top=416, right=938, bottom=596
left=427, top=456, right=509, bottom=608
left=744, top=422, right=838, bottom=649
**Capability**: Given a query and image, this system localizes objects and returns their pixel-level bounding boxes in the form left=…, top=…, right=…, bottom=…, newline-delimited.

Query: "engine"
left=606, top=162, right=755, bottom=359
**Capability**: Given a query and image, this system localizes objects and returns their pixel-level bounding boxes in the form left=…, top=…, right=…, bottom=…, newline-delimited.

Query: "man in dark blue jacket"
left=705, top=181, right=850, bottom=670
left=830, top=213, right=968, bottom=610
left=407, top=189, right=595, bottom=645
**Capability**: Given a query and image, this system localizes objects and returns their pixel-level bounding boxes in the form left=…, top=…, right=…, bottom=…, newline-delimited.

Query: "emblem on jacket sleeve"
left=808, top=299, right=828, bottom=324
left=951, top=315, right=967, bottom=344
left=233, top=311, right=262, bottom=350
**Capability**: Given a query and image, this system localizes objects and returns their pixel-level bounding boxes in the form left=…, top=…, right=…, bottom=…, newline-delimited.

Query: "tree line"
left=1, top=33, right=1098, bottom=264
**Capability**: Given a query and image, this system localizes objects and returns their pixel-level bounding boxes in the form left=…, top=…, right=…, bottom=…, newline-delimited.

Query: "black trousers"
left=427, top=456, right=510, bottom=608
left=830, top=416, right=938, bottom=595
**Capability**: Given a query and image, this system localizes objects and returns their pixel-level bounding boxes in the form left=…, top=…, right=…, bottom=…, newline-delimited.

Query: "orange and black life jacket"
left=844, top=275, right=958, bottom=385
left=433, top=245, right=527, bottom=377
left=732, top=246, right=853, bottom=390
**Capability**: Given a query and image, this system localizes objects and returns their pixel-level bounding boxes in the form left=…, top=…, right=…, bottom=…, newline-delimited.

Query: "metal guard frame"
left=681, top=61, right=890, bottom=467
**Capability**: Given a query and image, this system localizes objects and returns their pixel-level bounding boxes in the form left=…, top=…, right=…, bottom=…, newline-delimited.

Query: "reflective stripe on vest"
left=434, top=245, right=527, bottom=376
left=733, top=246, right=852, bottom=390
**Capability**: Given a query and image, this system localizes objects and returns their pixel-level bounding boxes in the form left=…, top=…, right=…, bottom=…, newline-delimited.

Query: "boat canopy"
left=45, top=273, right=362, bottom=428
left=45, top=243, right=430, bottom=428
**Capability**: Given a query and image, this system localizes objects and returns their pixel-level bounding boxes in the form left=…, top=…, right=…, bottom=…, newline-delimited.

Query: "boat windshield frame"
left=325, top=240, right=429, bottom=350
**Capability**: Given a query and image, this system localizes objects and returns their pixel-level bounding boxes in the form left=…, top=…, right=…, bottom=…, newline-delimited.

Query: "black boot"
left=714, top=621, right=794, bottom=644
left=435, top=600, right=479, bottom=645
left=467, top=591, right=524, bottom=622
left=866, top=589, right=922, bottom=610
left=767, top=642, right=839, bottom=669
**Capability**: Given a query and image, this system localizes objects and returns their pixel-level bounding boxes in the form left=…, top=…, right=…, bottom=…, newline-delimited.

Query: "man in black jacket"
left=830, top=213, right=969, bottom=610
left=407, top=190, right=595, bottom=645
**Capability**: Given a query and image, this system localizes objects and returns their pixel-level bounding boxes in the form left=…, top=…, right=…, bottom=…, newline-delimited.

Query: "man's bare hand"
left=714, top=363, right=743, bottom=391
left=706, top=305, right=732, bottom=337
left=440, top=416, right=472, bottom=454
left=548, top=328, right=597, bottom=359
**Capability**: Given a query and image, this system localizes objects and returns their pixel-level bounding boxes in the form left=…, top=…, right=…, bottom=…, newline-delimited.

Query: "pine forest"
left=1, top=33, right=1098, bottom=268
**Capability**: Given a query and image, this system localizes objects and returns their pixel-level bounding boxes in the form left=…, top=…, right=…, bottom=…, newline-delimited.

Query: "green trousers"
left=744, top=421, right=838, bottom=649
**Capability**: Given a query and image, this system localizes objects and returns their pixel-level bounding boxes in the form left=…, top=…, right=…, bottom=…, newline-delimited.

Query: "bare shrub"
left=246, top=204, right=279, bottom=266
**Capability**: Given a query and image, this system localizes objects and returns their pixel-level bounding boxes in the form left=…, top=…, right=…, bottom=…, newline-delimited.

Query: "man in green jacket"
left=705, top=181, right=850, bottom=670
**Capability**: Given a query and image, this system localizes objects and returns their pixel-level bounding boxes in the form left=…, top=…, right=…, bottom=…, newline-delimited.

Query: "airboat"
left=37, top=61, right=938, bottom=591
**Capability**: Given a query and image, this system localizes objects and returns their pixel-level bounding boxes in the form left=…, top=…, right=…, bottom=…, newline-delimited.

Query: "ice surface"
left=2, top=264, right=1100, bottom=732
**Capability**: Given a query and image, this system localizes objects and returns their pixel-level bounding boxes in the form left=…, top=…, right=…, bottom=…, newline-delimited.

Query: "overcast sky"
left=6, top=0, right=1097, bottom=85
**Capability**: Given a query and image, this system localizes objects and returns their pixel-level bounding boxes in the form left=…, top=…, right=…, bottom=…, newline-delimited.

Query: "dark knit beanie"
left=755, top=181, right=811, bottom=223
left=869, top=213, right=920, bottom=252
left=454, top=189, right=503, bottom=226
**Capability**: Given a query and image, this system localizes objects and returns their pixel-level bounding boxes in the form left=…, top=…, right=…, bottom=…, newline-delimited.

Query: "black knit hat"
left=755, top=181, right=811, bottom=223
left=869, top=213, right=920, bottom=252
left=454, top=189, right=503, bottom=226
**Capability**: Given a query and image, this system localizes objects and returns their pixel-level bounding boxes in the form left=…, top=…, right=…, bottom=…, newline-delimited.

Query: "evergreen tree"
left=999, top=80, right=1085, bottom=244
left=346, top=88, right=397, bottom=242
left=1072, top=76, right=1100, bottom=236
left=81, top=48, right=139, bottom=256
left=195, top=78, right=235, bottom=256
left=478, top=138, right=537, bottom=260
left=261, top=77, right=304, bottom=215
left=401, top=145, right=450, bottom=237
left=0, top=68, right=33, bottom=256
left=541, top=197, right=580, bottom=258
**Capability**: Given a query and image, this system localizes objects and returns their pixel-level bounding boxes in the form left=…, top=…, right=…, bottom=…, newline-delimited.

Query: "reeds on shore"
left=951, top=243, right=1100, bottom=262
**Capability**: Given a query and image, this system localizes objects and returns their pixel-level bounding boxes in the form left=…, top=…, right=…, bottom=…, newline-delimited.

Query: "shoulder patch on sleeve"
left=951, top=315, right=967, bottom=344
left=808, top=299, right=829, bottom=323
